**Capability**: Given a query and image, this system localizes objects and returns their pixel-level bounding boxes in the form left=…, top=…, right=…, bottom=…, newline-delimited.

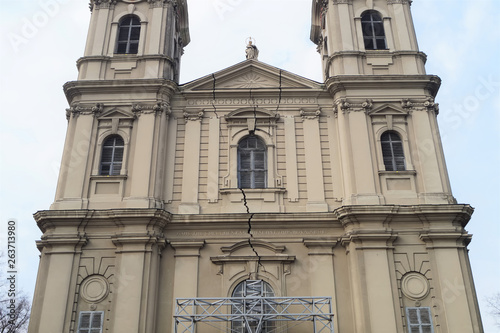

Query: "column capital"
left=419, top=232, right=472, bottom=249
left=303, top=239, right=338, bottom=255
left=170, top=240, right=205, bottom=257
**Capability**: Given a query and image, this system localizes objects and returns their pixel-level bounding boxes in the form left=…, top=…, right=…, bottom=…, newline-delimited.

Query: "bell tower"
left=311, top=0, right=452, bottom=207
left=79, top=0, right=189, bottom=82
left=312, top=0, right=425, bottom=78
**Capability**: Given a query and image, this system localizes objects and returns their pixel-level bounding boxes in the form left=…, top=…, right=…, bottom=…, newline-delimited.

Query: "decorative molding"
left=90, top=0, right=117, bottom=11
left=299, top=109, right=321, bottom=120
left=332, top=0, right=352, bottom=4
left=131, top=102, right=171, bottom=117
left=183, top=109, right=204, bottom=121
left=400, top=272, right=430, bottom=300
left=80, top=275, right=110, bottom=303
left=221, top=240, right=286, bottom=254
left=187, top=97, right=318, bottom=107
left=401, top=97, right=439, bottom=114
left=387, top=0, right=413, bottom=5
left=335, top=98, right=373, bottom=113
left=148, top=0, right=174, bottom=8
left=66, top=103, right=104, bottom=119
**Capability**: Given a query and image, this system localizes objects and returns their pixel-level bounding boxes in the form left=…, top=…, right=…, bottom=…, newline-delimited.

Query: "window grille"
left=381, top=131, right=405, bottom=171
left=406, top=307, right=434, bottom=333
left=361, top=11, right=387, bottom=50
left=238, top=136, right=267, bottom=189
left=116, top=15, right=141, bottom=54
left=78, top=311, right=103, bottom=333
left=231, top=280, right=275, bottom=333
left=100, top=135, right=124, bottom=176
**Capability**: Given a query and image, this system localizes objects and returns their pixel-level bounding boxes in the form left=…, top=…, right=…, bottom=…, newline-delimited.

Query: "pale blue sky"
left=1, top=0, right=499, bottom=330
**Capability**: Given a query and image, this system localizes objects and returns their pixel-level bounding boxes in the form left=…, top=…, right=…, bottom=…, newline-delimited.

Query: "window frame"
left=99, top=135, right=125, bottom=176
left=231, top=280, right=276, bottom=333
left=77, top=311, right=104, bottom=333
left=361, top=11, right=387, bottom=50
left=406, top=307, right=434, bottom=333
left=381, top=131, right=406, bottom=171
left=115, top=15, right=141, bottom=54
left=237, top=135, right=268, bottom=189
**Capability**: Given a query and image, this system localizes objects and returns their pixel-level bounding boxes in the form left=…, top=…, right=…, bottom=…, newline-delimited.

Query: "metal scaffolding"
left=174, top=296, right=334, bottom=333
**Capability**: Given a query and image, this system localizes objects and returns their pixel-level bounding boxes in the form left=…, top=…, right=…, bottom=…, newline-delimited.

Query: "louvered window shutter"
left=406, top=307, right=434, bottom=333
left=78, top=311, right=103, bottom=333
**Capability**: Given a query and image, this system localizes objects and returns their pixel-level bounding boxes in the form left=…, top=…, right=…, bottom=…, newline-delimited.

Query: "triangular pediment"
left=98, top=108, right=134, bottom=119
left=182, top=60, right=322, bottom=91
left=367, top=104, right=409, bottom=116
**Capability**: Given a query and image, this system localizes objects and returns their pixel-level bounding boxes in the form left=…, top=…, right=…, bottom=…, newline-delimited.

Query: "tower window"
left=100, top=135, right=124, bottom=176
left=406, top=307, right=434, bottom=333
left=77, top=311, right=103, bottom=333
left=238, top=136, right=267, bottom=189
left=116, top=15, right=141, bottom=54
left=361, top=11, right=387, bottom=50
left=232, top=280, right=276, bottom=332
left=381, top=131, right=405, bottom=171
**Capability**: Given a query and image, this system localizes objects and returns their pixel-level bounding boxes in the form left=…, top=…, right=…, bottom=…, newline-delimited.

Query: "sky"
left=0, top=0, right=499, bottom=331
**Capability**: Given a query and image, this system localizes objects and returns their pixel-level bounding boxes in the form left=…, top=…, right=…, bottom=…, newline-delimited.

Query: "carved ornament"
left=66, top=103, right=105, bottom=119
left=401, top=98, right=439, bottom=114
left=335, top=98, right=373, bottom=113
left=89, top=0, right=118, bottom=11
left=131, top=102, right=172, bottom=117
left=187, top=97, right=318, bottom=107
left=300, top=109, right=321, bottom=120
left=183, top=110, right=204, bottom=121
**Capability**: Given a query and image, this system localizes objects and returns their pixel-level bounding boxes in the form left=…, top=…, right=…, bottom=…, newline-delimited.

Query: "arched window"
left=232, top=280, right=276, bottom=332
left=381, top=131, right=405, bottom=171
left=238, top=136, right=267, bottom=189
left=100, top=135, right=124, bottom=176
left=361, top=11, right=387, bottom=50
left=116, top=15, right=141, bottom=54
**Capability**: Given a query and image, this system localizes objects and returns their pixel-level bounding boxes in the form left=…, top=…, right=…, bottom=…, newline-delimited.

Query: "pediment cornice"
left=181, top=60, right=322, bottom=92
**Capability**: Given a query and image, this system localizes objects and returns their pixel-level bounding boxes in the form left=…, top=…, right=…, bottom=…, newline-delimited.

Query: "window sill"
left=91, top=175, right=128, bottom=180
left=220, top=188, right=286, bottom=203
left=378, top=170, right=416, bottom=176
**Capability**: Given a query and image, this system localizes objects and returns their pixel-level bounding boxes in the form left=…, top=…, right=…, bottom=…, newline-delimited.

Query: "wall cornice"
left=325, top=74, right=441, bottom=97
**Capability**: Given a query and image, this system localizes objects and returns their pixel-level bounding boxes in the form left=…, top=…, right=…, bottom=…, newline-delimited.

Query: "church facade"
left=28, top=1, right=483, bottom=332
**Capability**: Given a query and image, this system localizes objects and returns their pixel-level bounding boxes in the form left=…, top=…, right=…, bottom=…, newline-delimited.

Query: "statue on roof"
left=245, top=38, right=259, bottom=60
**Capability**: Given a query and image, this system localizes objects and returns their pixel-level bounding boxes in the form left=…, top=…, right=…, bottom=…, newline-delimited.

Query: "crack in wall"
left=237, top=70, right=284, bottom=278
left=211, top=73, right=225, bottom=143
left=239, top=188, right=263, bottom=277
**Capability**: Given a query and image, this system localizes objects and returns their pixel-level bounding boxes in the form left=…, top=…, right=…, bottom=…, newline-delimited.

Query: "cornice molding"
left=387, top=0, right=413, bottom=5
left=325, top=74, right=441, bottom=97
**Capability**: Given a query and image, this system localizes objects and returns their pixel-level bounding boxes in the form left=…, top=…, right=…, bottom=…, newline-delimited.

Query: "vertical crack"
left=249, top=88, right=257, bottom=134
left=276, top=69, right=282, bottom=113
left=211, top=73, right=225, bottom=143
left=239, top=188, right=263, bottom=276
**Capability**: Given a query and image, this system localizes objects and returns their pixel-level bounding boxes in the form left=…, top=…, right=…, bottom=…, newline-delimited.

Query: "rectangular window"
left=406, top=307, right=433, bottom=333
left=78, top=311, right=103, bottom=333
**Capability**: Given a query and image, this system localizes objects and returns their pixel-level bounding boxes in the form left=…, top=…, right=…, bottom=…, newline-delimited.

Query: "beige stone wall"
left=29, top=206, right=483, bottom=333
